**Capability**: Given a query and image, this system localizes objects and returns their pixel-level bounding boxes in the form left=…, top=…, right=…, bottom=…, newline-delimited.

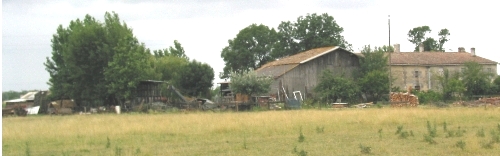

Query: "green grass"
left=3, top=107, right=500, bottom=155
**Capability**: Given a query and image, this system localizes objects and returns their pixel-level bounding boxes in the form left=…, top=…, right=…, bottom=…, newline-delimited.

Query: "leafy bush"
left=414, top=90, right=442, bottom=104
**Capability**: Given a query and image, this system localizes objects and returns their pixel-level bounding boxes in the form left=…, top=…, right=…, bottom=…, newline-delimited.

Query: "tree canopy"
left=274, top=13, right=352, bottom=58
left=220, top=24, right=278, bottom=79
left=229, top=70, right=273, bottom=98
left=153, top=40, right=188, bottom=59
left=407, top=26, right=450, bottom=52
left=461, top=62, right=493, bottom=96
left=45, top=12, right=215, bottom=106
left=314, top=70, right=359, bottom=103
left=355, top=45, right=391, bottom=103
left=177, top=60, right=215, bottom=97
left=435, top=69, right=465, bottom=101
left=45, top=12, right=156, bottom=106
left=220, top=13, right=351, bottom=79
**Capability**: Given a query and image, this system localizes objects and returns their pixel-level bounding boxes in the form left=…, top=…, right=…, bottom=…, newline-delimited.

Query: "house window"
left=413, top=81, right=421, bottom=91
left=414, top=70, right=420, bottom=78
left=438, top=67, right=444, bottom=76
left=487, top=68, right=492, bottom=73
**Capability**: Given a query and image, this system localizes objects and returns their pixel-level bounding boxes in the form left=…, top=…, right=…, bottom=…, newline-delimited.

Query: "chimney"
left=471, top=47, right=476, bottom=56
left=418, top=43, right=424, bottom=52
left=458, top=47, right=465, bottom=52
left=394, top=44, right=400, bottom=52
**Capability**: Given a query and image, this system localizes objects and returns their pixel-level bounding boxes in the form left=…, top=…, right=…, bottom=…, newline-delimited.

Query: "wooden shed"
left=255, top=46, right=360, bottom=100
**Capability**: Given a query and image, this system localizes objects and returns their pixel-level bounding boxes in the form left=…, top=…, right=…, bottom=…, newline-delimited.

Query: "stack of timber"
left=390, top=92, right=419, bottom=107
left=460, top=97, right=500, bottom=107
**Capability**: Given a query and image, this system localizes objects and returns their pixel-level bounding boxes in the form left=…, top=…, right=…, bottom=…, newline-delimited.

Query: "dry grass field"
left=3, top=107, right=500, bottom=155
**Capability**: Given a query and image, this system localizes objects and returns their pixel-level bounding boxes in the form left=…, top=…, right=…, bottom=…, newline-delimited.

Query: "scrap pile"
left=460, top=97, right=500, bottom=107
left=390, top=92, right=419, bottom=107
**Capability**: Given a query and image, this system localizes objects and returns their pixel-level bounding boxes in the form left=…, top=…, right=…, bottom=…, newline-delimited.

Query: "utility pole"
left=388, top=15, right=392, bottom=94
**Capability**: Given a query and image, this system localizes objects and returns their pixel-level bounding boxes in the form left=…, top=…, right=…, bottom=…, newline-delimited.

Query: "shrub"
left=414, top=90, right=442, bottom=104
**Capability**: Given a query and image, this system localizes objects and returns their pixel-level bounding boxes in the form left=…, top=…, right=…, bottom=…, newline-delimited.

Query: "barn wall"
left=277, top=49, right=359, bottom=100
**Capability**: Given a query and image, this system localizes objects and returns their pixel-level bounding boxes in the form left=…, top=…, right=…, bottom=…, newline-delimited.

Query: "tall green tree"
left=177, top=60, right=215, bottom=98
left=461, top=62, right=492, bottom=97
left=152, top=55, right=188, bottom=85
left=45, top=12, right=153, bottom=106
left=437, top=29, right=450, bottom=52
left=104, top=37, right=154, bottom=104
left=407, top=26, right=450, bottom=52
left=356, top=45, right=390, bottom=103
left=153, top=40, right=188, bottom=59
left=274, top=13, right=352, bottom=58
left=314, top=70, right=359, bottom=103
left=220, top=24, right=278, bottom=79
left=435, top=69, right=465, bottom=101
left=229, top=70, right=273, bottom=99
left=491, top=76, right=500, bottom=94
left=169, top=40, right=188, bottom=59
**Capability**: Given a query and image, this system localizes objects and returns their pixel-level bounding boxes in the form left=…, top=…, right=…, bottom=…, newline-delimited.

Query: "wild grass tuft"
left=424, top=135, right=437, bottom=144
left=316, top=126, right=324, bottom=134
left=476, top=128, right=485, bottom=137
left=25, top=142, right=30, bottom=156
left=106, top=136, right=111, bottom=148
left=359, top=144, right=371, bottom=154
left=378, top=129, right=383, bottom=139
left=298, top=126, right=305, bottom=143
left=115, top=146, right=122, bottom=156
left=443, top=121, right=447, bottom=132
left=395, top=125, right=403, bottom=134
left=426, top=120, right=437, bottom=138
left=455, top=140, right=466, bottom=150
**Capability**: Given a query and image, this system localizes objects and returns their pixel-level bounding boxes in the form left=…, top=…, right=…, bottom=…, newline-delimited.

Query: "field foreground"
left=3, top=107, right=500, bottom=155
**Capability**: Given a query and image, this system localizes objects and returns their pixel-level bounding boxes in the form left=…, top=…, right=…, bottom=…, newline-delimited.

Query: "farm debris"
left=390, top=92, right=419, bottom=107
left=2, top=104, right=28, bottom=117
left=456, top=97, right=500, bottom=107
left=48, top=100, right=76, bottom=115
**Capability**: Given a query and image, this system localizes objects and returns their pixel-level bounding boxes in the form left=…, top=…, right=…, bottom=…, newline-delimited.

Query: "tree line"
left=44, top=12, right=214, bottom=107
left=43, top=11, right=499, bottom=107
left=220, top=13, right=499, bottom=104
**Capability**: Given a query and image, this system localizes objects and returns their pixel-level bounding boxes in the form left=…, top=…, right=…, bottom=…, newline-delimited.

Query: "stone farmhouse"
left=389, top=43, right=498, bottom=91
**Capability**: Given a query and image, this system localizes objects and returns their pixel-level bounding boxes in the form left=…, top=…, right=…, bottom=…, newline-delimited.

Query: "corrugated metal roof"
left=20, top=91, right=38, bottom=101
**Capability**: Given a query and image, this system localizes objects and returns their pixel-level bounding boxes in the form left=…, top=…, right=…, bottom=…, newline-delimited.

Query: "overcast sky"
left=2, top=0, right=499, bottom=92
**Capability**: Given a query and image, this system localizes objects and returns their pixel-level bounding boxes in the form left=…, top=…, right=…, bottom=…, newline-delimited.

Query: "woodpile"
left=390, top=92, right=419, bottom=107
left=460, top=97, right=500, bottom=107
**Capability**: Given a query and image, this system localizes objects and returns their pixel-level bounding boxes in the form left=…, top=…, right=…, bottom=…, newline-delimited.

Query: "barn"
left=255, top=46, right=360, bottom=101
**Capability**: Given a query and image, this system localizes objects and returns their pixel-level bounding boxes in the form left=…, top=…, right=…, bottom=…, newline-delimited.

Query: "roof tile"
left=390, top=52, right=497, bottom=65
